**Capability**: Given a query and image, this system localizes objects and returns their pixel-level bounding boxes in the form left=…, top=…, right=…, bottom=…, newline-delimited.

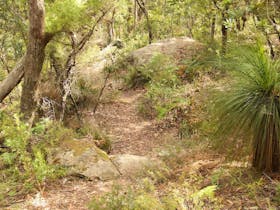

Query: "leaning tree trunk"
left=20, top=0, right=50, bottom=120
left=0, top=56, right=25, bottom=102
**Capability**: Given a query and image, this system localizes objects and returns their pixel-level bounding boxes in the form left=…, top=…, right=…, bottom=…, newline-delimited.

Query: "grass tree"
left=215, top=46, right=280, bottom=172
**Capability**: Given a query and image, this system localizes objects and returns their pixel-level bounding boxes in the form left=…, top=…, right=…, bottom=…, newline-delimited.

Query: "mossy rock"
left=49, top=138, right=120, bottom=180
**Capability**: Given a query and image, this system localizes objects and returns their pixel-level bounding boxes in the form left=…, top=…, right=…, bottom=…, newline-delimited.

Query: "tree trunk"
left=241, top=12, right=247, bottom=30
left=211, top=16, right=216, bottom=40
left=133, top=0, right=138, bottom=31
left=221, top=7, right=229, bottom=54
left=253, top=119, right=280, bottom=172
left=236, top=18, right=241, bottom=31
left=212, top=0, right=229, bottom=54
left=0, top=56, right=25, bottom=103
left=135, top=0, right=153, bottom=44
left=106, top=9, right=116, bottom=44
left=221, top=21, right=227, bottom=54
left=20, top=0, right=49, bottom=119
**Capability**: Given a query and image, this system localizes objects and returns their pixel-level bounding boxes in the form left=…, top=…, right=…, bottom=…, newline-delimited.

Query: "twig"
left=69, top=93, right=83, bottom=125
left=93, top=49, right=118, bottom=114
left=93, top=71, right=111, bottom=114
left=263, top=172, right=279, bottom=184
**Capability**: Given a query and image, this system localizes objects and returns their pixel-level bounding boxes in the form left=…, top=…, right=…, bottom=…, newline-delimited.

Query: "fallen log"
left=0, top=56, right=25, bottom=103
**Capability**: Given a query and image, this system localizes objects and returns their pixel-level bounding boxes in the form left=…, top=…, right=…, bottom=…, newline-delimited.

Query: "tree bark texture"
left=0, top=56, right=25, bottom=103
left=20, top=0, right=49, bottom=119
left=135, top=0, right=153, bottom=44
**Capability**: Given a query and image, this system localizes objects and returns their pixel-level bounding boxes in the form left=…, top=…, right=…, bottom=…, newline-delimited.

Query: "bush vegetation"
left=0, top=110, right=69, bottom=205
left=214, top=45, right=280, bottom=172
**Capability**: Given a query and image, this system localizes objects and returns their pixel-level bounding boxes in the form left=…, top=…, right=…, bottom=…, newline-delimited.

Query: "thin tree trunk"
left=212, top=0, right=229, bottom=54
left=241, top=12, right=247, bottom=30
left=236, top=18, right=241, bottom=31
left=221, top=8, right=228, bottom=54
left=135, top=0, right=153, bottom=44
left=211, top=16, right=216, bottom=40
left=221, top=22, right=228, bottom=54
left=133, top=0, right=138, bottom=31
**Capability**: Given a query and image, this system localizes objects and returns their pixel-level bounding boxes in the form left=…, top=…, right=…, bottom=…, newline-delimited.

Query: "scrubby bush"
left=125, top=54, right=179, bottom=89
left=89, top=185, right=164, bottom=210
left=72, top=77, right=100, bottom=108
left=130, top=54, right=192, bottom=119
left=88, top=180, right=220, bottom=210
left=0, top=111, right=68, bottom=205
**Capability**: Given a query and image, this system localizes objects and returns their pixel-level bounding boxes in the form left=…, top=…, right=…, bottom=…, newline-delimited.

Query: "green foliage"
left=0, top=112, right=68, bottom=205
left=141, top=83, right=189, bottom=119
left=191, top=185, right=217, bottom=206
left=88, top=184, right=164, bottom=210
left=89, top=179, right=221, bottom=210
left=72, top=77, right=100, bottom=108
left=128, top=54, right=191, bottom=119
left=274, top=183, right=280, bottom=205
left=125, top=54, right=179, bottom=88
left=45, top=0, right=102, bottom=33
left=0, top=68, right=6, bottom=81
left=214, top=45, right=280, bottom=172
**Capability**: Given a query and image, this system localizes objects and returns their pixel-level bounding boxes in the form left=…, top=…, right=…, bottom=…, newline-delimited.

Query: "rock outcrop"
left=129, top=37, right=203, bottom=66
left=50, top=138, right=160, bottom=180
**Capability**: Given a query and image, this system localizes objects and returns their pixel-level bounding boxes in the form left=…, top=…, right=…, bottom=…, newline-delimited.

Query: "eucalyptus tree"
left=0, top=0, right=111, bottom=120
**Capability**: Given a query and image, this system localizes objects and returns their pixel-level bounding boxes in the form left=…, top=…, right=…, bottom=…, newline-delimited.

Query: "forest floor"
left=9, top=77, right=279, bottom=210
left=9, top=87, right=180, bottom=210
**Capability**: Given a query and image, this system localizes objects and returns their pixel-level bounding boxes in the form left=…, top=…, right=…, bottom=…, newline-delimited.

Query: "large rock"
left=50, top=139, right=161, bottom=180
left=50, top=138, right=120, bottom=181
left=129, top=37, right=203, bottom=66
left=112, top=154, right=158, bottom=176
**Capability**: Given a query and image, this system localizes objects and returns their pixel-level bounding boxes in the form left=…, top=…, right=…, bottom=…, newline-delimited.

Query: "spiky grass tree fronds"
left=215, top=46, right=280, bottom=172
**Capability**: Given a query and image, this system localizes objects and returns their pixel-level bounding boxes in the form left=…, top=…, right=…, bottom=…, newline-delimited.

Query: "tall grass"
left=215, top=45, right=280, bottom=172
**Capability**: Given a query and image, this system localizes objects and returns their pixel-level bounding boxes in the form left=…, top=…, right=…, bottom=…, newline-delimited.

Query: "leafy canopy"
left=45, top=0, right=103, bottom=33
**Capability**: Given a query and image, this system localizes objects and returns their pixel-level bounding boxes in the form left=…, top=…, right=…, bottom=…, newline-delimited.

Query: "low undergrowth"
left=88, top=179, right=221, bottom=210
left=0, top=109, right=71, bottom=206
left=88, top=135, right=280, bottom=209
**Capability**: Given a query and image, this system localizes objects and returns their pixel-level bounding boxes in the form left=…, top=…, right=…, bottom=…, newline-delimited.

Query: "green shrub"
left=0, top=112, right=67, bottom=205
left=125, top=54, right=179, bottom=88
left=214, top=45, right=280, bottom=172
left=88, top=185, right=164, bottom=210
left=139, top=83, right=190, bottom=119
left=274, top=183, right=280, bottom=205
left=89, top=180, right=221, bottom=210
left=72, top=77, right=100, bottom=108
left=0, top=68, right=6, bottom=82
